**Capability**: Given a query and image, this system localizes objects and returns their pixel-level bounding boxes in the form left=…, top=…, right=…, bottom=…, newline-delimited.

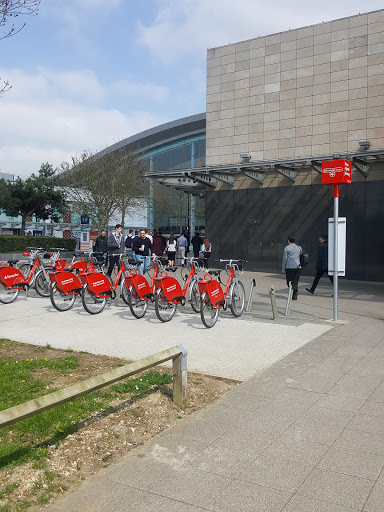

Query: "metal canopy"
left=147, top=150, right=384, bottom=195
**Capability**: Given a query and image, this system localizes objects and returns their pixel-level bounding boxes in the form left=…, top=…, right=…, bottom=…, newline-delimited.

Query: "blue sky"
left=1, top=0, right=383, bottom=176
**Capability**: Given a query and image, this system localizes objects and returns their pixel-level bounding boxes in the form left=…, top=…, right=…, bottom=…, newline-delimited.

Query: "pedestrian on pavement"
left=132, top=229, right=153, bottom=274
left=166, top=233, right=177, bottom=267
left=306, top=234, right=333, bottom=295
left=282, top=234, right=301, bottom=300
left=152, top=231, right=162, bottom=256
left=107, top=224, right=124, bottom=279
left=93, top=229, right=108, bottom=267
left=177, top=232, right=188, bottom=266
left=191, top=232, right=203, bottom=258
left=159, top=231, right=167, bottom=254
left=125, top=229, right=134, bottom=258
left=201, top=238, right=212, bottom=269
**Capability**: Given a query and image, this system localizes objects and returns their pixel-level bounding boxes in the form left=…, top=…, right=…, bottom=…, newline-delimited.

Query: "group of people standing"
left=93, top=225, right=212, bottom=278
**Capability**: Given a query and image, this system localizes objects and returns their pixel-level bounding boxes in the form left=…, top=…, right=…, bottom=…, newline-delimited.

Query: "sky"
left=1, top=0, right=383, bottom=177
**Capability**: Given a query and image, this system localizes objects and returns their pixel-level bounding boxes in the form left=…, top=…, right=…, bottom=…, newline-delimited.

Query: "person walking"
left=106, top=224, right=124, bottom=279
left=132, top=229, right=153, bottom=274
left=201, top=238, right=212, bottom=269
left=191, top=232, right=203, bottom=258
left=282, top=234, right=301, bottom=300
left=166, top=233, right=177, bottom=267
left=93, top=229, right=108, bottom=267
left=177, top=232, right=188, bottom=266
left=306, top=234, right=333, bottom=295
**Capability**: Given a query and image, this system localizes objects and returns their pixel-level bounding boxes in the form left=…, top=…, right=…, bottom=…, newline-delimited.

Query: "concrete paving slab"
left=297, top=468, right=374, bottom=510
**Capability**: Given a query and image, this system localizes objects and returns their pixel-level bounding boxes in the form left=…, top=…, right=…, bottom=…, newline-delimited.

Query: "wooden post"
left=172, top=344, right=188, bottom=410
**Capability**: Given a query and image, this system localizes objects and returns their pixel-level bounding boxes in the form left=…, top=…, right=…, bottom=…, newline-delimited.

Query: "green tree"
left=0, top=163, right=67, bottom=233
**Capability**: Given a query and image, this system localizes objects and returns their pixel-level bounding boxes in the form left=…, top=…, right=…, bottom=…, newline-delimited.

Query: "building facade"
left=202, top=9, right=384, bottom=281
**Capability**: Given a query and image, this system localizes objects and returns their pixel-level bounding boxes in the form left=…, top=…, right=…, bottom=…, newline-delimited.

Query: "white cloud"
left=0, top=68, right=168, bottom=177
left=138, top=0, right=384, bottom=63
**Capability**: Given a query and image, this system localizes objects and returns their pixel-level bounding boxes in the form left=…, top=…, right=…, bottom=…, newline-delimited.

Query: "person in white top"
left=166, top=233, right=177, bottom=267
left=201, top=237, right=212, bottom=269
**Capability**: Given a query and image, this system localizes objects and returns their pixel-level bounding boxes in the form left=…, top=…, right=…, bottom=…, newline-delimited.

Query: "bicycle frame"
left=154, top=259, right=200, bottom=304
left=198, top=261, right=241, bottom=309
left=83, top=258, right=128, bottom=299
left=124, top=260, right=162, bottom=301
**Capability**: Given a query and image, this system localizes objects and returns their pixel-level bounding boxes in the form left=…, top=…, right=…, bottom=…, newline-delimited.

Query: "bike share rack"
left=246, top=280, right=280, bottom=320
left=285, top=282, right=293, bottom=317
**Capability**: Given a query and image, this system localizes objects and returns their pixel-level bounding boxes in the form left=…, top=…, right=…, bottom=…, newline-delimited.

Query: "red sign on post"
left=321, top=159, right=352, bottom=185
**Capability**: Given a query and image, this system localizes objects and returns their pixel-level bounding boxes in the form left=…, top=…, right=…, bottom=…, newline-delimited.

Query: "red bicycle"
left=153, top=257, right=203, bottom=322
left=81, top=256, right=137, bottom=314
left=49, top=253, right=105, bottom=312
left=124, top=256, right=167, bottom=318
left=0, top=248, right=53, bottom=303
left=198, top=259, right=246, bottom=328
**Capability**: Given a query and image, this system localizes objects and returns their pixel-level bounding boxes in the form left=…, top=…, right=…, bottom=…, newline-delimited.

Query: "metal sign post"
left=333, top=184, right=339, bottom=322
left=321, top=159, right=351, bottom=322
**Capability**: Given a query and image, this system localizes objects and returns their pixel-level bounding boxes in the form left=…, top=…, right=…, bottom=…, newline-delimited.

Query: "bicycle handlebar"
left=215, top=259, right=247, bottom=263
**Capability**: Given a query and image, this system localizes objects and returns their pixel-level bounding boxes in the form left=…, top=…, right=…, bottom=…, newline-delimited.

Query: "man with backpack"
left=282, top=234, right=301, bottom=300
left=306, top=234, right=333, bottom=295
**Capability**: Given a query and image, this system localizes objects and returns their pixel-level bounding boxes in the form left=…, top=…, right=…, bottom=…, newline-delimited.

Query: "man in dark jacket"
left=94, top=229, right=108, bottom=266
left=132, top=229, right=153, bottom=275
left=191, top=232, right=203, bottom=258
left=106, top=224, right=124, bottom=278
left=306, top=234, right=333, bottom=295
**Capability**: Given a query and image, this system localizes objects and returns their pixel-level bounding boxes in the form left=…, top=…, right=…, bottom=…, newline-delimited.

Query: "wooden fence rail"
left=0, top=345, right=188, bottom=429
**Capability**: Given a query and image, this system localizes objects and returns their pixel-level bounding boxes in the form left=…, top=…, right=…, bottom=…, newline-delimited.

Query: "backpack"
left=299, top=248, right=309, bottom=268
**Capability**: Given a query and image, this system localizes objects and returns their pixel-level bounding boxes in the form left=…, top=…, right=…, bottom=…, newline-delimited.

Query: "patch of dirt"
left=0, top=340, right=237, bottom=510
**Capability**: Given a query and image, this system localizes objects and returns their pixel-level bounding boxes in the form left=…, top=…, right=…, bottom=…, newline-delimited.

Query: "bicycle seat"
left=208, top=270, right=220, bottom=276
left=127, top=258, right=137, bottom=265
left=7, top=260, right=19, bottom=265
left=165, top=267, right=177, bottom=272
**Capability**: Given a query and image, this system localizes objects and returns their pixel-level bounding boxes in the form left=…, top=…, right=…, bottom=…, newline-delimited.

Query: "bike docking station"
left=244, top=278, right=280, bottom=321
left=322, top=158, right=351, bottom=322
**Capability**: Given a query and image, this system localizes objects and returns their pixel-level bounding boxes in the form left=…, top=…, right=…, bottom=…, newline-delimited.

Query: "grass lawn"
left=0, top=341, right=172, bottom=471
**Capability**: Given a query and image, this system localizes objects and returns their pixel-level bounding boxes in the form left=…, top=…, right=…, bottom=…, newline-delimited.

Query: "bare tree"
left=108, top=148, right=148, bottom=229
left=1, top=0, right=41, bottom=40
left=59, top=149, right=148, bottom=232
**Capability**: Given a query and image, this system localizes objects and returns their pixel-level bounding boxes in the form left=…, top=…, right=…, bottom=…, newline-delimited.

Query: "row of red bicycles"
left=0, top=247, right=246, bottom=328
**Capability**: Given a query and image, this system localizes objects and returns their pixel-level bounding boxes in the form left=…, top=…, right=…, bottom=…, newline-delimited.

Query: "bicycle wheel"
left=81, top=286, right=107, bottom=315
left=229, top=280, right=245, bottom=317
left=34, top=270, right=50, bottom=297
left=155, top=289, right=177, bottom=322
left=50, top=284, right=76, bottom=312
left=200, top=292, right=219, bottom=328
left=120, top=280, right=130, bottom=305
left=190, top=280, right=200, bottom=313
left=128, top=287, right=148, bottom=319
left=0, top=282, right=19, bottom=304
left=18, top=264, right=32, bottom=278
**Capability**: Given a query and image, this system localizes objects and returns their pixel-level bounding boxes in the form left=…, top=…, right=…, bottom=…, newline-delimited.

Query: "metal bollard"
left=269, top=285, right=278, bottom=320
left=285, top=282, right=293, bottom=317
left=246, top=278, right=256, bottom=311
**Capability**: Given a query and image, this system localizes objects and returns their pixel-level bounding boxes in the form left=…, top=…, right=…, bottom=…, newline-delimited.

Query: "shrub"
left=0, top=236, right=76, bottom=253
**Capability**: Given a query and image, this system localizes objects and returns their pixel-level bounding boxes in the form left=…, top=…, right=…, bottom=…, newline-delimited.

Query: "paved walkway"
left=0, top=271, right=334, bottom=381
left=2, top=271, right=384, bottom=511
